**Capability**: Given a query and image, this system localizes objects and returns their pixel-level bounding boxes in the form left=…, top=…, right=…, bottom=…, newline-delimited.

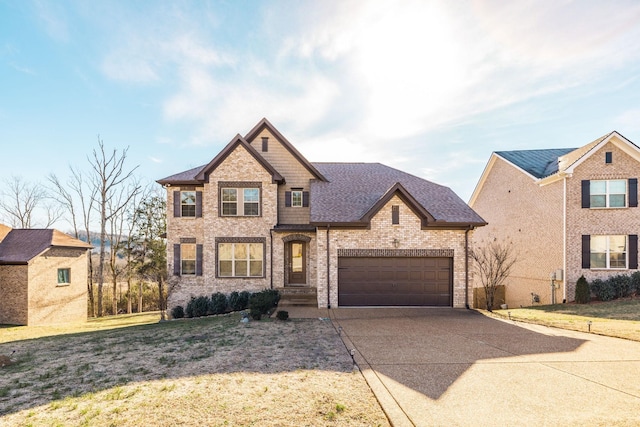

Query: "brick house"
left=0, top=226, right=92, bottom=325
left=470, top=131, right=640, bottom=307
left=158, top=118, right=486, bottom=311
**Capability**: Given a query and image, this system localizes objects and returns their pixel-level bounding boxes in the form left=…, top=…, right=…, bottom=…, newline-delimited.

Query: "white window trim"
left=218, top=242, right=264, bottom=277
left=57, top=268, right=71, bottom=285
left=590, top=235, right=628, bottom=270
left=221, top=188, right=260, bottom=216
left=590, top=179, right=627, bottom=209
left=291, top=190, right=303, bottom=208
left=181, top=243, right=197, bottom=275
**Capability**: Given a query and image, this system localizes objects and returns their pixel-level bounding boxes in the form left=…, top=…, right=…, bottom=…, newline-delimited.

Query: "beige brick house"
left=470, top=131, right=640, bottom=307
left=0, top=226, right=92, bottom=325
left=158, top=118, right=486, bottom=312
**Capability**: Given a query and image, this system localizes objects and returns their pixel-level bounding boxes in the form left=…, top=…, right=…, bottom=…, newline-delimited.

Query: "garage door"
left=338, top=257, right=452, bottom=306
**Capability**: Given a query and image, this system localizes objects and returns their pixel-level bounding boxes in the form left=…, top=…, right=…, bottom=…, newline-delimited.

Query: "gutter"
left=270, top=229, right=273, bottom=290
left=326, top=225, right=331, bottom=309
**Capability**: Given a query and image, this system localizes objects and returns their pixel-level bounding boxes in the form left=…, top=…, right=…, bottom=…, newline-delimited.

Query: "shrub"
left=238, top=291, right=251, bottom=309
left=186, top=296, right=210, bottom=318
left=229, top=291, right=251, bottom=311
left=210, top=292, right=228, bottom=315
left=575, top=275, right=590, bottom=304
left=631, top=271, right=640, bottom=295
left=171, top=305, right=185, bottom=319
left=610, top=274, right=632, bottom=299
left=249, top=289, right=280, bottom=317
left=250, top=308, right=262, bottom=320
left=276, top=310, right=289, bottom=321
left=590, top=278, right=614, bottom=302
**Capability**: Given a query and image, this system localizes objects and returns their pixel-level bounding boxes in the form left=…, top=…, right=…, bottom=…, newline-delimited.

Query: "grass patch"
left=491, top=299, right=640, bottom=341
left=0, top=312, right=388, bottom=426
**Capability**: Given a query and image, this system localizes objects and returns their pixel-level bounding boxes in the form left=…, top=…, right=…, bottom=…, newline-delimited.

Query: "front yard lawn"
left=491, top=299, right=640, bottom=341
left=0, top=313, right=389, bottom=426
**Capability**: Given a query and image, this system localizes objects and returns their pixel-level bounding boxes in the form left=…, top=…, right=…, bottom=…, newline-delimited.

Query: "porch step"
left=276, top=287, right=318, bottom=307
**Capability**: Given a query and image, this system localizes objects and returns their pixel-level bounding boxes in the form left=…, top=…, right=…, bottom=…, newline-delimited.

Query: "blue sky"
left=2, top=0, right=640, bottom=228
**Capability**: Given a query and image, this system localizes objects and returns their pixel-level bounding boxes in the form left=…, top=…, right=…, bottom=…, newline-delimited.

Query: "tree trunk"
left=159, top=277, right=165, bottom=321
left=138, top=281, right=143, bottom=313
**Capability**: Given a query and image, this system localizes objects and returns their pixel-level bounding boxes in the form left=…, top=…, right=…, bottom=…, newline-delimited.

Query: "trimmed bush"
left=575, top=275, right=590, bottom=304
left=590, top=278, right=615, bottom=302
left=210, top=292, right=228, bottom=315
left=229, top=291, right=251, bottom=311
left=610, top=274, right=632, bottom=299
left=238, top=291, right=251, bottom=310
left=249, top=289, right=280, bottom=318
left=631, top=271, right=640, bottom=296
left=250, top=308, right=262, bottom=320
left=276, top=310, right=289, bottom=321
left=171, top=305, right=185, bottom=319
left=186, top=295, right=210, bottom=317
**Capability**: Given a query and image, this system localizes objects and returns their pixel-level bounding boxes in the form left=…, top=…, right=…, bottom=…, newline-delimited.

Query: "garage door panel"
left=338, top=257, right=452, bottom=307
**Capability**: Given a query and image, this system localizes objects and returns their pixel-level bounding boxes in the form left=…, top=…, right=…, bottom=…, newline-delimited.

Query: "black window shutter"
left=581, top=235, right=590, bottom=269
left=392, top=205, right=399, bottom=224
left=605, top=152, right=612, bottom=163
left=285, top=191, right=292, bottom=207
left=581, top=180, right=590, bottom=208
left=196, top=191, right=203, bottom=217
left=173, top=244, right=181, bottom=276
left=173, top=191, right=181, bottom=217
left=302, top=191, right=309, bottom=207
left=196, top=244, right=203, bottom=276
left=629, top=179, right=638, bottom=207
left=629, top=235, right=638, bottom=270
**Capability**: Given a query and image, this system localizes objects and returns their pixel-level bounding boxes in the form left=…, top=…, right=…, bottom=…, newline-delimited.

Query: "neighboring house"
left=158, top=118, right=485, bottom=311
left=470, top=131, right=640, bottom=307
left=0, top=225, right=92, bottom=325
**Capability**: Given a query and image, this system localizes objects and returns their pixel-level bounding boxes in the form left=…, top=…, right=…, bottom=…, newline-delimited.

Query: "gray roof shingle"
left=310, top=163, right=485, bottom=225
left=495, top=148, right=576, bottom=179
left=0, top=229, right=91, bottom=264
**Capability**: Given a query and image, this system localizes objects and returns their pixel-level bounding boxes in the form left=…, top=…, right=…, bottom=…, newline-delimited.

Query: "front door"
left=287, top=241, right=306, bottom=285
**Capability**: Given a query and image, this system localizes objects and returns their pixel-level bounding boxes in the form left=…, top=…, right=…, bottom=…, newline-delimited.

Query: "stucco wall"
left=0, top=264, right=28, bottom=325
left=565, top=139, right=640, bottom=299
left=471, top=157, right=564, bottom=307
left=316, top=196, right=473, bottom=308
left=27, top=247, right=88, bottom=325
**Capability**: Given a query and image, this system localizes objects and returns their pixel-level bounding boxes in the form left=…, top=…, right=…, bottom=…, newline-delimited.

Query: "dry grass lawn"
left=0, top=313, right=389, bottom=426
left=490, top=299, right=640, bottom=341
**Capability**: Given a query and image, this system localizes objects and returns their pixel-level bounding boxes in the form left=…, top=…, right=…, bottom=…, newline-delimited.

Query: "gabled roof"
left=310, top=163, right=486, bottom=228
left=0, top=223, right=11, bottom=242
left=470, top=131, right=640, bottom=206
left=157, top=133, right=284, bottom=185
left=245, top=118, right=327, bottom=182
left=0, top=229, right=92, bottom=265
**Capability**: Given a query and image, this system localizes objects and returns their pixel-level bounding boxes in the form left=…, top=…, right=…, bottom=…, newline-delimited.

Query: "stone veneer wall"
left=27, top=247, right=88, bottom=325
left=315, top=195, right=474, bottom=308
left=471, top=157, right=564, bottom=307
left=167, top=145, right=279, bottom=310
left=271, top=232, right=317, bottom=287
left=565, top=139, right=640, bottom=300
left=0, top=264, right=28, bottom=325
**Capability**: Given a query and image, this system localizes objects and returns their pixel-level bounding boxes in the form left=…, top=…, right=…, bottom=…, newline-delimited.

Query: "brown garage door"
left=338, top=257, right=452, bottom=306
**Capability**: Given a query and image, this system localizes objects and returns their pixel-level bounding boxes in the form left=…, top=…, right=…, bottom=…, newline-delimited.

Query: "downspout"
left=270, top=229, right=274, bottom=290
left=465, top=226, right=472, bottom=309
left=562, top=176, right=567, bottom=303
left=326, top=225, right=331, bottom=309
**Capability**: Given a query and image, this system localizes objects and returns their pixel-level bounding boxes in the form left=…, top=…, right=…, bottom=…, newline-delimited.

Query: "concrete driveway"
left=329, top=308, right=640, bottom=427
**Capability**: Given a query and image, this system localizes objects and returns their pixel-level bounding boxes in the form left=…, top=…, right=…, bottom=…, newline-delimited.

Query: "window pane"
left=609, top=194, right=626, bottom=208
left=234, top=244, right=247, bottom=260
left=609, top=235, right=626, bottom=253
left=222, top=189, right=237, bottom=201
left=57, top=268, right=70, bottom=284
left=182, top=205, right=196, bottom=217
left=590, top=195, right=606, bottom=208
left=219, top=261, right=233, bottom=276
left=590, top=181, right=606, bottom=194
left=590, top=253, right=606, bottom=269
left=609, top=180, right=626, bottom=194
left=181, top=191, right=196, bottom=205
left=243, top=188, right=259, bottom=202
left=591, top=236, right=607, bottom=253
left=219, top=243, right=232, bottom=260
left=244, top=202, right=259, bottom=216
left=182, top=260, right=196, bottom=275
left=292, top=191, right=302, bottom=207
left=235, top=261, right=248, bottom=276
left=249, top=243, right=263, bottom=260
left=250, top=260, right=262, bottom=276
left=182, top=244, right=196, bottom=260
left=222, top=203, right=237, bottom=215
left=610, top=253, right=626, bottom=268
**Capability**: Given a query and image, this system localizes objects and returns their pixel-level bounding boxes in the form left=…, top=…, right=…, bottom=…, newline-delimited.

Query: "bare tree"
left=470, top=240, right=517, bottom=312
left=89, top=138, right=140, bottom=317
left=48, top=166, right=99, bottom=316
left=0, top=176, right=62, bottom=228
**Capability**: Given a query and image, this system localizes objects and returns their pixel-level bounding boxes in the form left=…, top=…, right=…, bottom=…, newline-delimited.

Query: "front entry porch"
left=276, top=287, right=318, bottom=307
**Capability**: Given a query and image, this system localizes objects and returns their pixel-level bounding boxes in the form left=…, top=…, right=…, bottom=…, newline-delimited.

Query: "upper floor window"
left=285, top=189, right=309, bottom=207
left=57, top=268, right=70, bottom=285
left=221, top=188, right=260, bottom=216
left=392, top=205, right=400, bottom=225
left=589, top=180, right=626, bottom=208
left=590, top=235, right=627, bottom=269
left=181, top=191, right=196, bottom=217
left=292, top=190, right=303, bottom=207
